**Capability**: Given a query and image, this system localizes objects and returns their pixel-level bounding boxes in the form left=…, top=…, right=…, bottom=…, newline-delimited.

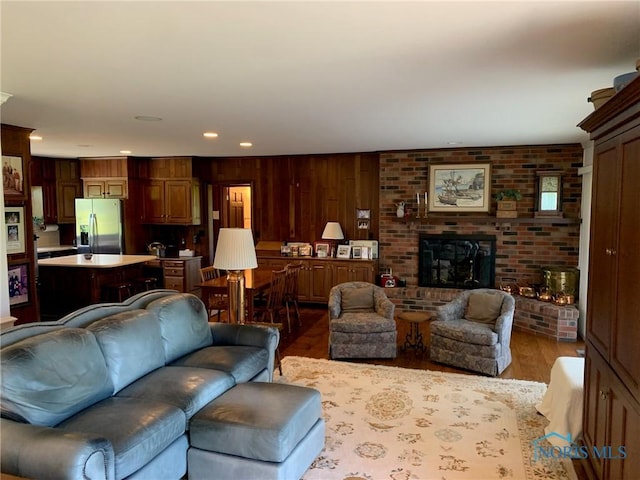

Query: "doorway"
left=225, top=185, right=252, bottom=228
left=207, top=183, right=253, bottom=263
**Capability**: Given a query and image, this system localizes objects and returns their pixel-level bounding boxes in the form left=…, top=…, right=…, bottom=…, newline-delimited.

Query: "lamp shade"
left=213, top=228, right=258, bottom=270
left=321, top=222, right=344, bottom=240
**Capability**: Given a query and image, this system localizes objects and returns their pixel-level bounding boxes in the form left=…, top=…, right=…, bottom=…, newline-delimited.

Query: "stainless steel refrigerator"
left=75, top=198, right=124, bottom=254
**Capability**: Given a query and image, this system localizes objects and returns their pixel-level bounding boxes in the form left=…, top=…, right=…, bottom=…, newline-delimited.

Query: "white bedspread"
left=536, top=356, right=585, bottom=447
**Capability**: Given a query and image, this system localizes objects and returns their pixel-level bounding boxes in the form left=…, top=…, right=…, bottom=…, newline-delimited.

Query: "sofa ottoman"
left=187, top=382, right=325, bottom=480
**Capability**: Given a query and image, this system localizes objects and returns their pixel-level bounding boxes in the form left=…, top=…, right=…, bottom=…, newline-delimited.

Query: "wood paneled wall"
left=194, top=152, right=379, bottom=244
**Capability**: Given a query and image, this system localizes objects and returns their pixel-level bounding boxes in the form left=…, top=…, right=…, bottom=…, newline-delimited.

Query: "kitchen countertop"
left=37, top=245, right=77, bottom=253
left=38, top=254, right=157, bottom=268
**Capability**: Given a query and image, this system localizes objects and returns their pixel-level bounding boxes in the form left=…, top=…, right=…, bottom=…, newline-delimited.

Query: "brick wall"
left=378, top=144, right=584, bottom=338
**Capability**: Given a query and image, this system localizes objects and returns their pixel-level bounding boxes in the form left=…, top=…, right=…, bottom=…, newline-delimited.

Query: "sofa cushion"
left=88, top=310, right=165, bottom=393
left=146, top=294, right=212, bottom=363
left=431, top=319, right=498, bottom=346
left=0, top=328, right=113, bottom=427
left=341, top=287, right=374, bottom=312
left=330, top=312, right=396, bottom=334
left=464, top=291, right=504, bottom=324
left=116, top=366, right=235, bottom=426
left=58, top=397, right=185, bottom=479
left=190, top=382, right=322, bottom=463
left=170, top=346, right=269, bottom=383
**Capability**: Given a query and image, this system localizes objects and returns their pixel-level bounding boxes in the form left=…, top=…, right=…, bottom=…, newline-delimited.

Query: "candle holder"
left=415, top=203, right=421, bottom=218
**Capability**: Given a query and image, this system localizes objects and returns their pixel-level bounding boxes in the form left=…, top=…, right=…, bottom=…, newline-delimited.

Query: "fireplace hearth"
left=418, top=234, right=496, bottom=289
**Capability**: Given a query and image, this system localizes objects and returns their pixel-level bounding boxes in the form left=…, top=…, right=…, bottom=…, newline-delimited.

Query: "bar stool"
left=133, top=277, right=158, bottom=293
left=102, top=282, right=134, bottom=303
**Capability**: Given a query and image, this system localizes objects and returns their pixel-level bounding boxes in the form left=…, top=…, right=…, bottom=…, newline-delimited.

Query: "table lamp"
left=213, top=228, right=258, bottom=324
left=321, top=221, right=344, bottom=257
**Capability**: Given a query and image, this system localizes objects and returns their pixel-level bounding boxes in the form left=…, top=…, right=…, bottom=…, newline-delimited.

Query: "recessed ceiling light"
left=120, top=150, right=132, bottom=155
left=447, top=141, right=462, bottom=145
left=134, top=115, right=163, bottom=122
left=29, top=134, right=43, bottom=141
left=239, top=142, right=253, bottom=148
left=203, top=132, right=219, bottom=138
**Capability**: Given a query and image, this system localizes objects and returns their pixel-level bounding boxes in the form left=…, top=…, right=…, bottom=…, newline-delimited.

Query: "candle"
left=424, top=192, right=428, bottom=204
left=416, top=192, right=420, bottom=205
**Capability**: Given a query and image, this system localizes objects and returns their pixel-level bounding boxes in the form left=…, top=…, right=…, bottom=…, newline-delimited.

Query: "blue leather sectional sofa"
left=0, top=290, right=323, bottom=479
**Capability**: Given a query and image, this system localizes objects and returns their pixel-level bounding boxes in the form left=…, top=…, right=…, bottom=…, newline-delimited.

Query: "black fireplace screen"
left=418, top=234, right=496, bottom=289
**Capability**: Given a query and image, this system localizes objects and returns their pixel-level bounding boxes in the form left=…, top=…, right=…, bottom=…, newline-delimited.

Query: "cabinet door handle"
left=599, top=390, right=608, bottom=400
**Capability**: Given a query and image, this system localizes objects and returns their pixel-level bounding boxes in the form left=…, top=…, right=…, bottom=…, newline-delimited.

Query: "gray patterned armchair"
left=328, top=282, right=397, bottom=359
left=430, top=289, right=515, bottom=376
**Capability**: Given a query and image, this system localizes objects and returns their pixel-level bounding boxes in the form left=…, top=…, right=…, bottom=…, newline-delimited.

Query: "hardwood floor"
left=278, top=305, right=585, bottom=384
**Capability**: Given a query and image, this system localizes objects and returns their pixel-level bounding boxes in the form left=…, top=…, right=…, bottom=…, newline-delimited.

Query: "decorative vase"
left=396, top=202, right=405, bottom=218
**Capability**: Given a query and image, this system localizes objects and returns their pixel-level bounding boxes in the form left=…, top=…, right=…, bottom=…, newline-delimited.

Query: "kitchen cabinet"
left=55, top=159, right=81, bottom=223
left=83, top=178, right=128, bottom=199
left=257, top=256, right=377, bottom=303
left=140, top=157, right=201, bottom=225
left=80, top=157, right=128, bottom=178
left=31, top=157, right=81, bottom=224
left=578, top=75, right=640, bottom=479
left=161, top=257, right=202, bottom=294
left=141, top=179, right=201, bottom=224
left=81, top=157, right=129, bottom=199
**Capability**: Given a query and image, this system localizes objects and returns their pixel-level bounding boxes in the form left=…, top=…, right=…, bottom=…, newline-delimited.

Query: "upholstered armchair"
left=328, top=282, right=397, bottom=359
left=430, top=288, right=515, bottom=376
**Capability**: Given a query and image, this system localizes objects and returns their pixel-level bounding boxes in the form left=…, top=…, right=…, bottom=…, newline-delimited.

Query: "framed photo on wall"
left=5, top=206, right=26, bottom=255
left=2, top=155, right=27, bottom=201
left=428, top=163, right=491, bottom=213
left=8, top=262, right=30, bottom=306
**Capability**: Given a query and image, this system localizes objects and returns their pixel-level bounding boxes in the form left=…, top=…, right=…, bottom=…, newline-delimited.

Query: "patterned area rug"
left=278, top=356, right=577, bottom=480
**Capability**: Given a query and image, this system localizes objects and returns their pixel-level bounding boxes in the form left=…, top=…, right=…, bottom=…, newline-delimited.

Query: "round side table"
left=397, top=311, right=430, bottom=355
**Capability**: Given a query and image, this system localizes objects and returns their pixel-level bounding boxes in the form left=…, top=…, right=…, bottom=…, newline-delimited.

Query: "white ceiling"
left=1, top=1, right=639, bottom=159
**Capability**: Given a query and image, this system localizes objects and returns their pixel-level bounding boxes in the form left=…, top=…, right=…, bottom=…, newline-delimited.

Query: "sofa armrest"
left=436, top=293, right=468, bottom=322
left=327, top=289, right=342, bottom=320
left=373, top=290, right=395, bottom=320
left=1, top=419, right=115, bottom=480
left=209, top=323, right=280, bottom=381
left=494, top=306, right=515, bottom=346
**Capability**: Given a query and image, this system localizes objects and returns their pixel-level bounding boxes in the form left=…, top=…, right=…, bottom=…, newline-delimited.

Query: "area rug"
left=278, top=356, right=576, bottom=480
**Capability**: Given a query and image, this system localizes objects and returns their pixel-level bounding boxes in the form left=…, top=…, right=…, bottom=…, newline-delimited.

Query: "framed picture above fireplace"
left=428, top=163, right=491, bottom=213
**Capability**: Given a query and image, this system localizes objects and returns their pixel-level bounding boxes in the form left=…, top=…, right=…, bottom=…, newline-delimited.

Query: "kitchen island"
left=38, top=254, right=157, bottom=321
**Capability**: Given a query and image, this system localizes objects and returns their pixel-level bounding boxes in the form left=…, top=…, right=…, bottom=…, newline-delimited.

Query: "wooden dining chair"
left=252, top=268, right=287, bottom=325
left=199, top=266, right=229, bottom=322
left=283, top=262, right=303, bottom=333
left=247, top=268, right=287, bottom=375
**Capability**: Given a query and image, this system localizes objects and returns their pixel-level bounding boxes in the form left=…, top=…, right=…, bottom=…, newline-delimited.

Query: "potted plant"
left=495, top=189, right=521, bottom=218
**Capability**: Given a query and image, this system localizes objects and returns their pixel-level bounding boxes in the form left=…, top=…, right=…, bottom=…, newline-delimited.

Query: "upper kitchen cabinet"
left=80, top=157, right=129, bottom=198
left=30, top=157, right=81, bottom=224
left=55, top=159, right=81, bottom=223
left=140, top=157, right=201, bottom=225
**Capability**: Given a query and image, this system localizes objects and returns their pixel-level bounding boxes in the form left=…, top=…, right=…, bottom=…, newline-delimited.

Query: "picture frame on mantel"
left=5, top=206, right=26, bottom=255
left=428, top=163, right=491, bottom=213
left=2, top=155, right=27, bottom=201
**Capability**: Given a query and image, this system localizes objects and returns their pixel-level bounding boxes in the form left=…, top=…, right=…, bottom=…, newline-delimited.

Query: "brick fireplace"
left=378, top=144, right=583, bottom=341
